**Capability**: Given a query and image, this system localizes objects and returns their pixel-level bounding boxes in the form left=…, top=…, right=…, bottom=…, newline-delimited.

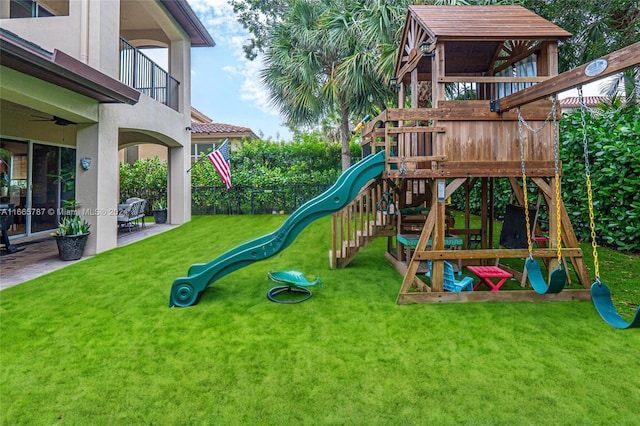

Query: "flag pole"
left=186, top=138, right=228, bottom=173
left=186, top=152, right=209, bottom=173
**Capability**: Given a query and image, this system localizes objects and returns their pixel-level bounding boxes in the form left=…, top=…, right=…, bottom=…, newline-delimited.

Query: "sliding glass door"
left=31, top=144, right=59, bottom=232
left=0, top=139, right=75, bottom=236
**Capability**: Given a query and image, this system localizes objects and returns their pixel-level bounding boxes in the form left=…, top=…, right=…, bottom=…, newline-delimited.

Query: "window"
left=496, top=55, right=537, bottom=99
left=10, top=0, right=68, bottom=18
left=191, top=143, right=214, bottom=162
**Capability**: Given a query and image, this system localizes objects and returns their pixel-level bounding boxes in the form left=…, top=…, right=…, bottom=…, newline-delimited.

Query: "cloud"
left=187, top=0, right=280, bottom=117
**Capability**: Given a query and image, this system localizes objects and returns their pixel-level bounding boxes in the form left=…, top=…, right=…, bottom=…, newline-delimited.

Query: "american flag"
left=206, top=139, right=231, bottom=189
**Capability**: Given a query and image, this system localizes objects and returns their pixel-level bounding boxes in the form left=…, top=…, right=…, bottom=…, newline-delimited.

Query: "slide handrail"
left=169, top=150, right=386, bottom=307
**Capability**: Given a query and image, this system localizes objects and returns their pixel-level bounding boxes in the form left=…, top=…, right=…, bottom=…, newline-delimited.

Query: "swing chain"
left=517, top=107, right=534, bottom=258
left=518, top=97, right=562, bottom=265
left=552, top=97, right=563, bottom=267
left=578, top=86, right=601, bottom=283
left=517, top=96, right=558, bottom=134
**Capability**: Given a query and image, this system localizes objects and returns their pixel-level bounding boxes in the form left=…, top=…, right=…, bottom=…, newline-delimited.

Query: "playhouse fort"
left=329, top=5, right=639, bottom=303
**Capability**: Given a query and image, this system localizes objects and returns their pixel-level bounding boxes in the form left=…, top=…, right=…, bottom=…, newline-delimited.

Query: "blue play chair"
left=425, top=260, right=474, bottom=292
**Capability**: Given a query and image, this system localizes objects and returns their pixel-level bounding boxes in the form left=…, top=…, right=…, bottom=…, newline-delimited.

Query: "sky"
left=185, top=0, right=292, bottom=141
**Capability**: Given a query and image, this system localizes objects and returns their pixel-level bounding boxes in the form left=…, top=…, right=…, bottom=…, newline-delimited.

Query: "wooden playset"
left=171, top=6, right=639, bottom=328
left=329, top=5, right=640, bottom=304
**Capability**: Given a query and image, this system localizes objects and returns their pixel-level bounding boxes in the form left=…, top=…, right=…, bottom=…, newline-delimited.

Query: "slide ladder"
left=169, top=150, right=386, bottom=307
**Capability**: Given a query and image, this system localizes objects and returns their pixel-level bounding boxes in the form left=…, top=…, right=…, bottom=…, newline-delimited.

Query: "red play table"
left=467, top=265, right=513, bottom=292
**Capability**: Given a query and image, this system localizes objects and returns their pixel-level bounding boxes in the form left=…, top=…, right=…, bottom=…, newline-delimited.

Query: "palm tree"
left=260, top=0, right=404, bottom=171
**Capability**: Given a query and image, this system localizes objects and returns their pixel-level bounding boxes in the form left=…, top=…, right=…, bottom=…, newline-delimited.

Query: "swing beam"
left=491, top=41, right=640, bottom=113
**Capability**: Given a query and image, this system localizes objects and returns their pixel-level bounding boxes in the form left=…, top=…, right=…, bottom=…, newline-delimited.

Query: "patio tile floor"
left=0, top=223, right=177, bottom=290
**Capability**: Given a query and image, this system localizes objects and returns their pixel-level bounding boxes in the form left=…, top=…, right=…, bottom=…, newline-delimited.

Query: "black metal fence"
left=119, top=37, right=179, bottom=111
left=192, top=184, right=331, bottom=215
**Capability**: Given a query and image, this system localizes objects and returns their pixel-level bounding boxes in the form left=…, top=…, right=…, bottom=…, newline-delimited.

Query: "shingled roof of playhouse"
left=395, top=5, right=572, bottom=79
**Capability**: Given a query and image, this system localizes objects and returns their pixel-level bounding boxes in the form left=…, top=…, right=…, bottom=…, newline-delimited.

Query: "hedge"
left=560, top=102, right=640, bottom=252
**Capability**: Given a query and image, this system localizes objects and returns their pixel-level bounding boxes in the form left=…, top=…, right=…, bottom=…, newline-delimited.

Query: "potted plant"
left=152, top=199, right=167, bottom=224
left=52, top=215, right=91, bottom=261
left=61, top=198, right=80, bottom=217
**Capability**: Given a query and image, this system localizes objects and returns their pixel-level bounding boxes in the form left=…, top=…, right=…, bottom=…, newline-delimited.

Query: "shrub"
left=560, top=102, right=640, bottom=252
left=119, top=157, right=167, bottom=215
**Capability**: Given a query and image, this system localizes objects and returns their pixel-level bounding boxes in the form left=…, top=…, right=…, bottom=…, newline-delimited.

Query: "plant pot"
left=152, top=209, right=167, bottom=224
left=54, top=232, right=90, bottom=261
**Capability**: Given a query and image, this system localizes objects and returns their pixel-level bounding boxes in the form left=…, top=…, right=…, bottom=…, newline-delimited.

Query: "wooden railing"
left=361, top=99, right=560, bottom=178
left=438, top=76, right=549, bottom=101
left=330, top=178, right=396, bottom=268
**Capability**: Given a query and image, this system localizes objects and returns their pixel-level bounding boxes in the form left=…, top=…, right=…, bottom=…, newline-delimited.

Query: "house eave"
left=160, top=0, right=216, bottom=47
left=1, top=29, right=140, bottom=105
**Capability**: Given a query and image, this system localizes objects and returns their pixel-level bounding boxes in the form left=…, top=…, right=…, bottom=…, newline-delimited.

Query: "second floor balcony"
left=119, top=37, right=179, bottom=112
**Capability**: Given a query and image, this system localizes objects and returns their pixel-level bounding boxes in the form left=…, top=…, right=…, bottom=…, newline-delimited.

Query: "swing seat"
left=591, top=282, right=640, bottom=329
left=266, top=271, right=322, bottom=304
left=525, top=258, right=566, bottom=294
left=267, top=271, right=323, bottom=288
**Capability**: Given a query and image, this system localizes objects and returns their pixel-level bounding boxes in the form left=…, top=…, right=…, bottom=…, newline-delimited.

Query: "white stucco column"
left=168, top=145, right=190, bottom=224
left=168, top=37, right=192, bottom=224
left=75, top=119, right=119, bottom=255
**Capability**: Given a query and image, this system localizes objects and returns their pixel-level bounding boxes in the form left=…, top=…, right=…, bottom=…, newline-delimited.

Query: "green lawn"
left=1, top=215, right=639, bottom=425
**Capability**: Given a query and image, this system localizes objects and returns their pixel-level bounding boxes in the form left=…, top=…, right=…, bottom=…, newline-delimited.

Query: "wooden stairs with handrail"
left=330, top=178, right=396, bottom=269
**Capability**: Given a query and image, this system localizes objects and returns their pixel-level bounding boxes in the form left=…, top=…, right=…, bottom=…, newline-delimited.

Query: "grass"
left=1, top=215, right=639, bottom=425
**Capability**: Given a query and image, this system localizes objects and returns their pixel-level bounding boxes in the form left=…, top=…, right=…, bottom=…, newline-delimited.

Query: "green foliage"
left=119, top=157, right=167, bottom=214
left=152, top=199, right=167, bottom=211
left=259, top=0, right=405, bottom=170
left=523, top=0, right=640, bottom=73
left=191, top=138, right=342, bottom=188
left=52, top=215, right=90, bottom=236
left=190, top=138, right=342, bottom=214
left=560, top=103, right=640, bottom=252
left=118, top=139, right=343, bottom=215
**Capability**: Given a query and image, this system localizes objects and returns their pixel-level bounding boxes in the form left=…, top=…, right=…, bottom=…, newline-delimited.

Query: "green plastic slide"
left=169, top=150, right=386, bottom=307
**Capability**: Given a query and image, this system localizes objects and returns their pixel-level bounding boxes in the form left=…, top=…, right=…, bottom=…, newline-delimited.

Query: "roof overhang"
left=394, top=6, right=572, bottom=80
left=0, top=29, right=140, bottom=105
left=160, top=0, right=215, bottom=47
left=408, top=5, right=571, bottom=42
left=191, top=122, right=258, bottom=140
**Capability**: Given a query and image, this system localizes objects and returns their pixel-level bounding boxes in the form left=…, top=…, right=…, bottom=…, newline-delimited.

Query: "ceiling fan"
left=29, top=115, right=76, bottom=126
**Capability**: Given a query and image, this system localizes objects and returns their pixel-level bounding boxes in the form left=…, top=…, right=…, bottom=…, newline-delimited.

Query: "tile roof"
left=559, top=96, right=615, bottom=108
left=191, top=121, right=254, bottom=135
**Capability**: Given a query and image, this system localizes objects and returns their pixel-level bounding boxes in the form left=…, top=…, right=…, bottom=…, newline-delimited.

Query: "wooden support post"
left=480, top=178, right=489, bottom=252
left=431, top=179, right=447, bottom=290
left=397, top=197, right=437, bottom=297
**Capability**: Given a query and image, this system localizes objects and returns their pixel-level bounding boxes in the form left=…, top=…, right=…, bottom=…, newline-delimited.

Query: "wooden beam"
left=396, top=49, right=423, bottom=84
left=397, top=289, right=591, bottom=304
left=386, top=126, right=446, bottom=134
left=438, top=76, right=549, bottom=83
left=492, top=41, right=640, bottom=112
left=412, top=248, right=584, bottom=260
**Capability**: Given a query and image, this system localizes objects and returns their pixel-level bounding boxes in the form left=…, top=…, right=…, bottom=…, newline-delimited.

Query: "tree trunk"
left=340, top=104, right=351, bottom=172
